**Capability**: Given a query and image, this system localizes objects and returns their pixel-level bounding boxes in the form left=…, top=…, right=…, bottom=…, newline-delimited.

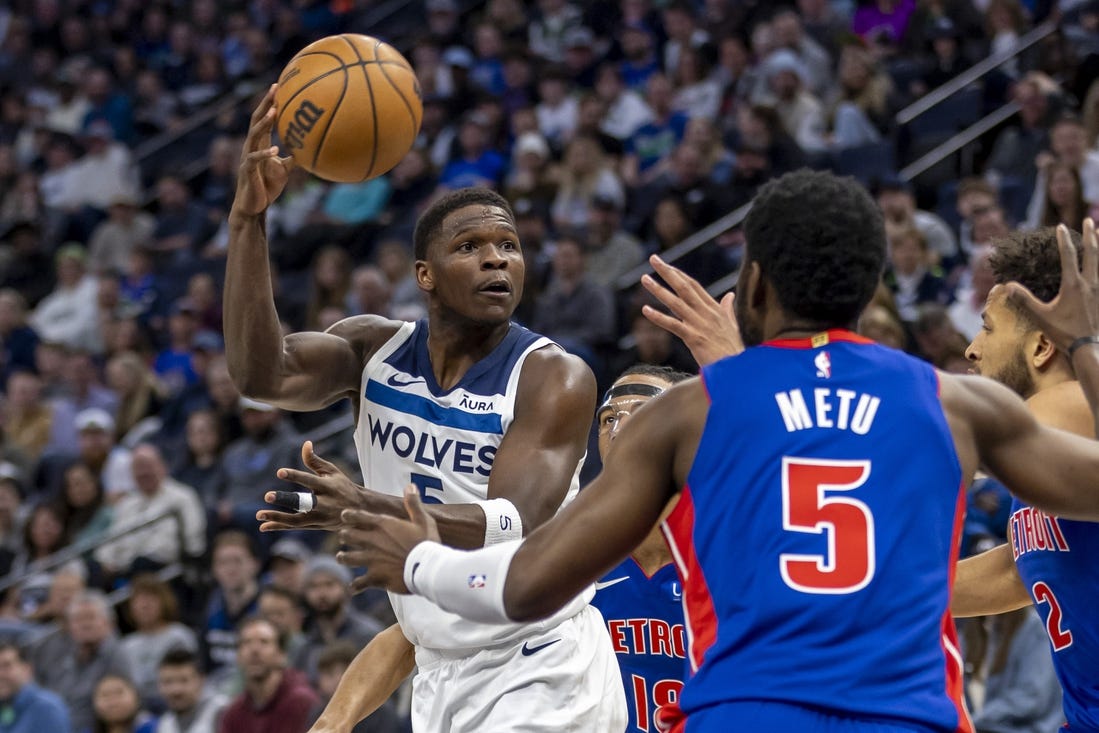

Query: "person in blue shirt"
left=591, top=365, right=692, bottom=733
left=0, top=640, right=69, bottom=733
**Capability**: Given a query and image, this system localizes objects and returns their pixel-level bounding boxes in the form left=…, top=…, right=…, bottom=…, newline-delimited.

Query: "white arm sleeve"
left=403, top=540, right=521, bottom=625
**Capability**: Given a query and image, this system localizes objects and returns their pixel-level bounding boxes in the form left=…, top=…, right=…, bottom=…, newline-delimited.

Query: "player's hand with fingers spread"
left=640, top=254, right=743, bottom=366
left=338, top=484, right=441, bottom=595
left=257, top=440, right=367, bottom=532
left=1006, top=219, right=1099, bottom=352
left=234, top=83, right=296, bottom=217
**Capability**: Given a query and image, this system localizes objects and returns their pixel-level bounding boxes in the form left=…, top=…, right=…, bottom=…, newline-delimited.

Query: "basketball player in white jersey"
left=224, top=86, right=625, bottom=732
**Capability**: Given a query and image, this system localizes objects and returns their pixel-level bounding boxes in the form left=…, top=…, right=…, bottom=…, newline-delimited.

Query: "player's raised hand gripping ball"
left=274, top=34, right=422, bottom=183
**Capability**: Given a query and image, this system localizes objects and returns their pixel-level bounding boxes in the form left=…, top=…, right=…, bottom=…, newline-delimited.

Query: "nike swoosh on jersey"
left=594, top=576, right=630, bottom=590
left=387, top=374, right=427, bottom=388
left=521, top=639, right=561, bottom=656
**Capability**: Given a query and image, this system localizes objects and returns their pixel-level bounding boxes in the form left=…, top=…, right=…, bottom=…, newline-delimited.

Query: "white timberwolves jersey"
left=354, top=320, right=592, bottom=650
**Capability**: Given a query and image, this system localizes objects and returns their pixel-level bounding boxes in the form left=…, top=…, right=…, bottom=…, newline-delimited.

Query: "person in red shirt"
left=217, top=616, right=319, bottom=733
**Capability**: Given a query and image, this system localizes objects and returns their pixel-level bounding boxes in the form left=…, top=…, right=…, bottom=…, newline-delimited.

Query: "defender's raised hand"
left=257, top=441, right=366, bottom=532
left=641, top=254, right=743, bottom=366
left=338, top=484, right=442, bottom=595
left=235, top=83, right=295, bottom=217
left=1006, top=219, right=1099, bottom=352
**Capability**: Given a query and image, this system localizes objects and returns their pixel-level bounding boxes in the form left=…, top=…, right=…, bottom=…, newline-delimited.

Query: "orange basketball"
left=274, top=34, right=423, bottom=183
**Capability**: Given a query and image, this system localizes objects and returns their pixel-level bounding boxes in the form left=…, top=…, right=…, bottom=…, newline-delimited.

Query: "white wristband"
left=476, top=498, right=524, bottom=545
left=403, top=540, right=520, bottom=625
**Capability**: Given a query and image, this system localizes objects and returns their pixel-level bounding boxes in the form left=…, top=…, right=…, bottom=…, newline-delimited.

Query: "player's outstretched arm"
left=266, top=348, right=597, bottom=549
left=337, top=379, right=704, bottom=620
left=951, top=545, right=1030, bottom=617
left=309, top=623, right=414, bottom=733
left=944, top=372, right=1099, bottom=521
left=641, top=254, right=743, bottom=366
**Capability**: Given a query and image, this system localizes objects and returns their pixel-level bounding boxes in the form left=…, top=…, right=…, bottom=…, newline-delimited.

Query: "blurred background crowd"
left=0, top=0, right=1097, bottom=730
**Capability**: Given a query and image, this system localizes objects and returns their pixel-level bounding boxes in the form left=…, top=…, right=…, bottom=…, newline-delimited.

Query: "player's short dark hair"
left=989, top=226, right=1082, bottom=321
left=617, top=364, right=693, bottom=385
left=413, top=188, right=515, bottom=261
left=158, top=647, right=202, bottom=672
left=743, top=170, right=885, bottom=327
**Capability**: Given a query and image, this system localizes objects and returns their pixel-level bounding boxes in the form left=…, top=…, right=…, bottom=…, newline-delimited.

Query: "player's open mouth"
left=478, top=281, right=512, bottom=297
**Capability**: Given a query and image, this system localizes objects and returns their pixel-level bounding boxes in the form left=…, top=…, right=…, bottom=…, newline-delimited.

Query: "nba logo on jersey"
left=815, top=351, right=831, bottom=379
left=468, top=574, right=487, bottom=589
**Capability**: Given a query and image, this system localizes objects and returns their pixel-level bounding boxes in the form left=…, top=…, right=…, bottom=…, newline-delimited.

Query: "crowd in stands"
left=0, top=0, right=1098, bottom=730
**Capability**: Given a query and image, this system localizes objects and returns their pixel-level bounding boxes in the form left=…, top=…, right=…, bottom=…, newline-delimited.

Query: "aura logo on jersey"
left=366, top=414, right=495, bottom=475
left=283, top=100, right=325, bottom=150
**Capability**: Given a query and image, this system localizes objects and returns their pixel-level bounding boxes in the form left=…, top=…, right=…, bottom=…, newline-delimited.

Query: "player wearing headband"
left=591, top=366, right=692, bottom=733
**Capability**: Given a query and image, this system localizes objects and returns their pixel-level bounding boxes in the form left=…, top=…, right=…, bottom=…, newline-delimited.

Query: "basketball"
left=274, top=34, right=422, bottom=183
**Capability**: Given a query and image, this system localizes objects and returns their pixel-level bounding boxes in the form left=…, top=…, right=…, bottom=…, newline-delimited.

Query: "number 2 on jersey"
left=780, top=458, right=875, bottom=594
left=1032, top=582, right=1073, bottom=651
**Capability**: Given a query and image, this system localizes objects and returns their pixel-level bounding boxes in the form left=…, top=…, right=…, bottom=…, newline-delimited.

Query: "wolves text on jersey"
left=367, top=414, right=495, bottom=476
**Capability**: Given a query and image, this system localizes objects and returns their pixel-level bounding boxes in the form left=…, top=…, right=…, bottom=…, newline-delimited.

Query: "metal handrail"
left=895, top=20, right=1056, bottom=126
left=0, top=507, right=184, bottom=596
left=614, top=202, right=752, bottom=291
left=899, top=101, right=1020, bottom=181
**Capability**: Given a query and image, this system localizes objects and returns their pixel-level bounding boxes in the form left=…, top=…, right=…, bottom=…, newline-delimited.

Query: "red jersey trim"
left=764, top=329, right=873, bottom=350
left=662, top=485, right=718, bottom=674
left=942, top=481, right=975, bottom=733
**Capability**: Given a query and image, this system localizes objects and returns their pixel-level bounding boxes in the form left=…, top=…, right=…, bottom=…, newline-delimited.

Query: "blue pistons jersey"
left=662, top=330, right=970, bottom=733
left=592, top=558, right=687, bottom=732
left=354, top=319, right=590, bottom=651
left=1009, top=498, right=1099, bottom=730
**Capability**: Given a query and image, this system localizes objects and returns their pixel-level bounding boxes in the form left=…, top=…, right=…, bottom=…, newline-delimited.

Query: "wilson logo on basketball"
left=283, top=100, right=325, bottom=150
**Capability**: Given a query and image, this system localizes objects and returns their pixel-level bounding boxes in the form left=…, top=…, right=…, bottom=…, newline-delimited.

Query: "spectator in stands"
left=984, top=0, right=1029, bottom=77
left=852, top=0, right=918, bottom=54
left=39, top=590, right=132, bottom=733
left=470, top=22, right=506, bottom=96
left=1, top=371, right=53, bottom=464
left=883, top=225, right=952, bottom=322
left=618, top=21, right=661, bottom=92
left=671, top=43, right=723, bottom=123
left=438, top=112, right=506, bottom=190
left=185, top=274, right=221, bottom=337
left=948, top=246, right=995, bottom=341
left=105, top=353, right=163, bottom=445
left=88, top=673, right=154, bottom=733
left=257, top=585, right=306, bottom=665
left=94, top=443, right=206, bottom=580
left=265, top=539, right=310, bottom=597
left=561, top=26, right=599, bottom=90
left=154, top=300, right=200, bottom=399
left=955, top=177, right=1000, bottom=257
left=170, top=410, right=225, bottom=504
left=295, top=557, right=382, bottom=680
left=552, top=135, right=625, bottom=233
left=303, top=248, right=351, bottom=333
left=528, top=0, right=582, bottom=64
left=0, top=639, right=70, bottom=732
left=217, top=397, right=299, bottom=536
left=131, top=70, right=179, bottom=141
left=308, top=641, right=401, bottom=733
left=59, top=462, right=113, bottom=549
left=216, top=617, right=317, bottom=733
left=644, top=194, right=729, bottom=284
left=912, top=303, right=969, bottom=366
left=57, top=350, right=119, bottom=426
left=203, top=531, right=261, bottom=683
left=377, top=149, right=436, bottom=242
left=201, top=359, right=241, bottom=447
left=503, top=132, right=556, bottom=215
left=0, top=222, right=52, bottom=310
left=535, top=67, right=578, bottom=147
left=595, top=63, right=653, bottom=142
left=66, top=120, right=138, bottom=216
left=985, top=73, right=1058, bottom=192
left=531, top=236, right=616, bottom=371
left=40, top=407, right=134, bottom=501
left=756, top=48, right=825, bottom=153
left=192, top=137, right=239, bottom=227
left=82, top=67, right=133, bottom=145
left=875, top=177, right=960, bottom=267
left=119, top=574, right=198, bottom=709
left=914, top=18, right=969, bottom=93
left=621, top=74, right=689, bottom=187
left=149, top=174, right=210, bottom=268
left=1027, top=114, right=1099, bottom=223
left=155, top=647, right=228, bottom=733
left=8, top=503, right=67, bottom=579
left=1032, top=161, right=1088, bottom=229
left=317, top=176, right=391, bottom=233
left=117, top=248, right=163, bottom=325
left=29, top=244, right=99, bottom=353
left=825, top=44, right=896, bottom=150
left=771, top=8, right=833, bottom=98
left=0, top=463, right=27, bottom=556
left=583, top=193, right=646, bottom=288
left=345, top=267, right=392, bottom=319
left=859, top=302, right=909, bottom=351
